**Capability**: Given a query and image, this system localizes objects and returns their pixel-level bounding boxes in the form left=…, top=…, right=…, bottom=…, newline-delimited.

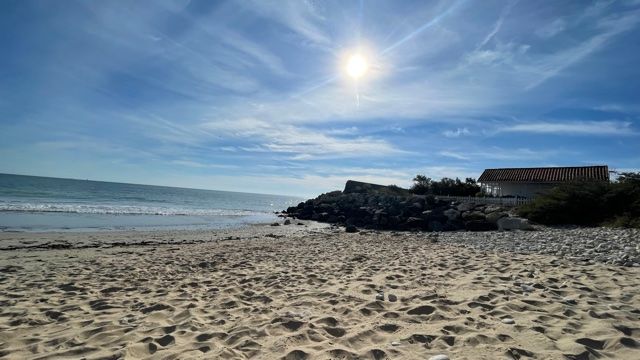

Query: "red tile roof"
left=478, top=166, right=609, bottom=183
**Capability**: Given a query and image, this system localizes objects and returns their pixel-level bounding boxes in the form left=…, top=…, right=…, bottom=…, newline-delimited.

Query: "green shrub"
left=410, top=174, right=481, bottom=196
left=517, top=172, right=640, bottom=228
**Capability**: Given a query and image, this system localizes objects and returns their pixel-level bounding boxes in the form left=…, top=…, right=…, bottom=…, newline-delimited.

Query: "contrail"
left=477, top=0, right=519, bottom=50
left=381, top=0, right=468, bottom=56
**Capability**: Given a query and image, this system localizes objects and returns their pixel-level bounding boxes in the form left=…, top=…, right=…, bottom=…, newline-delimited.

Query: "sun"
left=346, top=54, right=368, bottom=79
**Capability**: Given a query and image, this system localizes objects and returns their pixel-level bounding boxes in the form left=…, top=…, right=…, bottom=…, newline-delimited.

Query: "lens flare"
left=346, top=54, right=368, bottom=79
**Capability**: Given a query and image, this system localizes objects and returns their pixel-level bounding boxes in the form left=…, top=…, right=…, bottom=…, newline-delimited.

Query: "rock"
left=501, top=318, right=515, bottom=324
left=498, top=217, right=534, bottom=231
left=461, top=211, right=486, bottom=221
left=391, top=341, right=401, bottom=346
left=457, top=202, right=476, bottom=212
left=376, top=293, right=384, bottom=301
left=520, top=284, right=535, bottom=293
left=388, top=294, right=398, bottom=302
left=343, top=180, right=409, bottom=195
left=443, top=208, right=460, bottom=221
left=283, top=219, right=291, bottom=225
left=428, top=355, right=450, bottom=360
left=345, top=225, right=359, bottom=233
left=296, top=222, right=304, bottom=226
left=270, top=222, right=280, bottom=226
left=402, top=217, right=425, bottom=230
left=484, top=204, right=503, bottom=213
left=428, top=221, right=445, bottom=232
left=486, top=211, right=508, bottom=224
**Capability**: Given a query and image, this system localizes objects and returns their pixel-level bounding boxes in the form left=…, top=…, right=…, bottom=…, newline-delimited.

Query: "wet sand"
left=1, top=224, right=639, bottom=359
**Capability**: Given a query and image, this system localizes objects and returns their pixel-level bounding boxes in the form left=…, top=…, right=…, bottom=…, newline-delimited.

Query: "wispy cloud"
left=169, top=160, right=239, bottom=169
left=477, top=0, right=518, bottom=48
left=443, top=127, right=471, bottom=138
left=524, top=8, right=640, bottom=89
left=439, top=147, right=559, bottom=161
left=535, top=18, right=566, bottom=38
left=242, top=0, right=332, bottom=47
left=500, top=120, right=635, bottom=135
left=200, top=118, right=407, bottom=160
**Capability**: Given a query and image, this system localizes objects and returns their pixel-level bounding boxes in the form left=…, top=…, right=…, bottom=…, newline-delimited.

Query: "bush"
left=410, top=175, right=481, bottom=196
left=517, top=173, right=640, bottom=228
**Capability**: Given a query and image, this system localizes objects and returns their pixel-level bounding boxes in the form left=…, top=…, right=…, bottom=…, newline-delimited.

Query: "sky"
left=1, top=0, right=639, bottom=197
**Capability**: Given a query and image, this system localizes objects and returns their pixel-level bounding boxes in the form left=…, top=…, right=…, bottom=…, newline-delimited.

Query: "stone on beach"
left=497, top=217, right=534, bottom=231
left=345, top=225, right=358, bottom=233
left=428, top=355, right=450, bottom=360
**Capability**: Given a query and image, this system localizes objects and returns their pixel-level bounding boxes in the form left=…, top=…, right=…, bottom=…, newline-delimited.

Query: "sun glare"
left=346, top=54, right=368, bottom=79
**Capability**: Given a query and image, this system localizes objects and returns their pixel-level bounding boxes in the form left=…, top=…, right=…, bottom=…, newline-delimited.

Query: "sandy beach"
left=1, top=224, right=639, bottom=359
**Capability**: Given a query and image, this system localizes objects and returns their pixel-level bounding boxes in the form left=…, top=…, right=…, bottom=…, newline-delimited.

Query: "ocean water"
left=0, top=174, right=302, bottom=232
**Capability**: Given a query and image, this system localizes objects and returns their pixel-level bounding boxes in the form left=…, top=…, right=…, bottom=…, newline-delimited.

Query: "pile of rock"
left=284, top=183, right=532, bottom=232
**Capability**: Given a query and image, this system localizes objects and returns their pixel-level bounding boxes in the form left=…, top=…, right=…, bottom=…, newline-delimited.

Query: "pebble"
left=388, top=294, right=398, bottom=302
left=428, top=355, right=450, bottom=360
left=438, top=227, right=640, bottom=267
left=520, top=284, right=535, bottom=293
left=501, top=318, right=515, bottom=324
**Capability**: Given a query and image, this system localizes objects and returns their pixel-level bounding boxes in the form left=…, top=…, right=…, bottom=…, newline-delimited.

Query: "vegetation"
left=410, top=175, right=481, bottom=196
left=517, top=172, right=640, bottom=228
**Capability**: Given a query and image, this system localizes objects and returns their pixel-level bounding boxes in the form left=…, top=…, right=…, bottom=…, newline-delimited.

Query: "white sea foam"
left=0, top=202, right=261, bottom=216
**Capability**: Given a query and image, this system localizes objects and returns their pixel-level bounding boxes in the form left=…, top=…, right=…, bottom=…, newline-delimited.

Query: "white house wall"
left=482, top=182, right=555, bottom=198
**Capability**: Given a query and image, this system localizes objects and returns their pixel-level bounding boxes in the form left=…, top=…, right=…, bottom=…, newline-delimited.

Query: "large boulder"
left=443, top=208, right=460, bottom=221
left=402, top=217, right=425, bottom=230
left=428, top=220, right=445, bottom=232
left=343, top=180, right=409, bottom=195
left=483, top=204, right=504, bottom=214
left=461, top=211, right=486, bottom=221
left=486, top=211, right=508, bottom=224
left=457, top=202, right=476, bottom=212
left=497, top=217, right=534, bottom=231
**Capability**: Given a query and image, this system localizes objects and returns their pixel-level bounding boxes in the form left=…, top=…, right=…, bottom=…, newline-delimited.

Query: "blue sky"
left=1, top=0, right=639, bottom=197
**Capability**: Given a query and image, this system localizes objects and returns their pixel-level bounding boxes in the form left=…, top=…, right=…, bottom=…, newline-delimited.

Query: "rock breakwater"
left=284, top=188, right=529, bottom=232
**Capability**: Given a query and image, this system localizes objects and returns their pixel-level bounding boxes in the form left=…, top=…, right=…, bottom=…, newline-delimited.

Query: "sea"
left=0, top=174, right=302, bottom=232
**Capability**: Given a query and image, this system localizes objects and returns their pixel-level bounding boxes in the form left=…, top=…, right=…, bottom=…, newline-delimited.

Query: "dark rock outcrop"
left=284, top=181, right=526, bottom=232
left=343, top=180, right=409, bottom=195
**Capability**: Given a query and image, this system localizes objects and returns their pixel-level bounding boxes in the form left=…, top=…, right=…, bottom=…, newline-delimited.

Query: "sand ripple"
left=0, top=228, right=639, bottom=359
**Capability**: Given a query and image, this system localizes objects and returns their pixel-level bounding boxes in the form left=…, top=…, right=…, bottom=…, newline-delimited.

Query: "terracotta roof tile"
left=478, top=166, right=609, bottom=183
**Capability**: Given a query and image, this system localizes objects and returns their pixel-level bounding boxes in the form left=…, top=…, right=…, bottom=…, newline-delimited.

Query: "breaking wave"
left=0, top=202, right=262, bottom=216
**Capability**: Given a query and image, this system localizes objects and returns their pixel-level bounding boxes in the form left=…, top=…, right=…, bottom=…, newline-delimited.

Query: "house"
left=478, top=165, right=610, bottom=198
